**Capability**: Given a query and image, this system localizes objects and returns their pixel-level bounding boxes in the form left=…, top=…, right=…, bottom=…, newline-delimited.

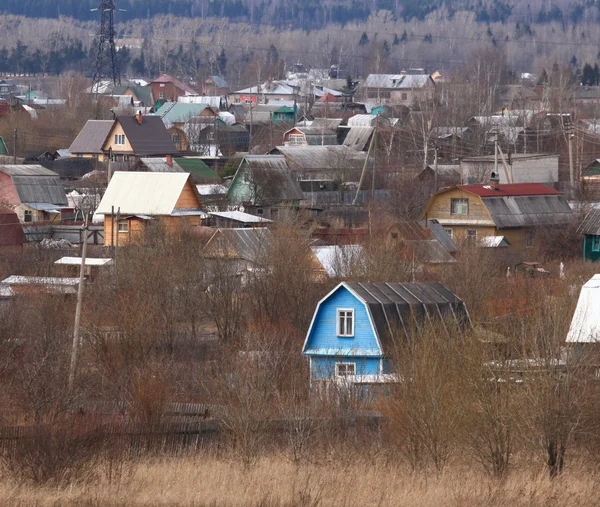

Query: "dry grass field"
left=2, top=456, right=600, bottom=507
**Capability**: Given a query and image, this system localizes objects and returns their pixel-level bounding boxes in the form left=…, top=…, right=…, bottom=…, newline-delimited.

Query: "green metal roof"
left=0, top=137, right=8, bottom=156
left=175, top=157, right=221, bottom=183
left=157, top=102, right=210, bottom=125
left=274, top=105, right=296, bottom=113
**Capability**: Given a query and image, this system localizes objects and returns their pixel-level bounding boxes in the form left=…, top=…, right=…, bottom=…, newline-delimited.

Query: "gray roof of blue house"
left=345, top=282, right=471, bottom=348
left=578, top=208, right=600, bottom=235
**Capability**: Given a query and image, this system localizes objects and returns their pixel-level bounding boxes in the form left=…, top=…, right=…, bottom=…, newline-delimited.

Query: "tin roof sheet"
left=95, top=172, right=195, bottom=215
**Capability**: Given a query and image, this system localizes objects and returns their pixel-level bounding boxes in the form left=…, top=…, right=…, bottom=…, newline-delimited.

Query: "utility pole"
left=569, top=132, right=575, bottom=189
left=434, top=146, right=439, bottom=192
left=68, top=213, right=90, bottom=393
left=354, top=127, right=376, bottom=205
left=12, top=129, right=17, bottom=164
left=494, top=132, right=498, bottom=177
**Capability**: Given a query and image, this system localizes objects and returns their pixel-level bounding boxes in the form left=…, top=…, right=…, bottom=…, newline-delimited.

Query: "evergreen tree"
left=359, top=32, right=369, bottom=46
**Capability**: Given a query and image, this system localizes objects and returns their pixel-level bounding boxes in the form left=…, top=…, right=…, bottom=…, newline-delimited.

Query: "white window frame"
left=444, top=227, right=453, bottom=239
left=337, top=308, right=355, bottom=337
left=451, top=197, right=469, bottom=215
left=159, top=91, right=165, bottom=99
left=288, top=133, right=305, bottom=146
left=117, top=220, right=129, bottom=232
left=335, top=362, right=356, bottom=377
left=114, top=134, right=125, bottom=145
left=23, top=209, right=33, bottom=223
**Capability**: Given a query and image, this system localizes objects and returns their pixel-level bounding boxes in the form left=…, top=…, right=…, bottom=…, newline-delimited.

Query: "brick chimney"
left=489, top=171, right=500, bottom=190
left=166, top=154, right=173, bottom=167
left=135, top=110, right=143, bottom=125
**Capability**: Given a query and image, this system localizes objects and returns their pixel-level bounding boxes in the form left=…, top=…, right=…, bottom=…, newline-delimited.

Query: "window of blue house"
left=337, top=309, right=354, bottom=337
left=335, top=362, right=356, bottom=377
left=593, top=236, right=600, bottom=252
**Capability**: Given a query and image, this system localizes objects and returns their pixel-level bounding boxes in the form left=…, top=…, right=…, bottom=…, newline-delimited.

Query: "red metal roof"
left=150, top=73, right=198, bottom=95
left=458, top=183, right=561, bottom=197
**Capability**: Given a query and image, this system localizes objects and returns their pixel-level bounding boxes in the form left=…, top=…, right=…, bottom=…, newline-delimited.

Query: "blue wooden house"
left=302, top=282, right=470, bottom=383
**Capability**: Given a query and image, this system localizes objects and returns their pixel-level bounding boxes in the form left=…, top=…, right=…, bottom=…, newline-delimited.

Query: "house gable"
left=420, top=187, right=494, bottom=226
left=102, top=120, right=134, bottom=154
left=175, top=179, right=203, bottom=208
left=303, top=284, right=382, bottom=358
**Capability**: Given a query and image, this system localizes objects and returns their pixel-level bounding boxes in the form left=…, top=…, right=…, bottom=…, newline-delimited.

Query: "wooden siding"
left=104, top=215, right=202, bottom=246
left=305, top=285, right=382, bottom=380
left=422, top=188, right=493, bottom=224
left=175, top=181, right=202, bottom=208
left=311, top=357, right=381, bottom=379
left=102, top=121, right=134, bottom=154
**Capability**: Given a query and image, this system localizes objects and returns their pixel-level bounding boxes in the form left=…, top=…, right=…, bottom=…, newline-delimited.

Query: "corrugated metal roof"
left=68, top=120, right=114, bottom=154
left=8, top=170, right=68, bottom=206
left=343, top=127, right=374, bottom=151
left=420, top=219, right=458, bottom=253
left=138, top=157, right=184, bottom=173
left=362, top=74, right=432, bottom=89
left=118, top=115, right=179, bottom=156
left=203, top=227, right=273, bottom=263
left=0, top=165, right=59, bottom=176
left=404, top=240, right=456, bottom=264
left=481, top=195, right=573, bottom=228
left=274, top=145, right=367, bottom=171
left=236, top=155, right=304, bottom=202
left=391, top=220, right=429, bottom=241
left=579, top=208, right=600, bottom=236
left=156, top=102, right=209, bottom=125
left=345, top=282, right=471, bottom=350
left=95, top=172, right=195, bottom=215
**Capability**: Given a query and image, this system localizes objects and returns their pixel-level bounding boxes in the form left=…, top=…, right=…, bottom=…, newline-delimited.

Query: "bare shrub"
left=0, top=420, right=104, bottom=486
left=383, top=322, right=468, bottom=472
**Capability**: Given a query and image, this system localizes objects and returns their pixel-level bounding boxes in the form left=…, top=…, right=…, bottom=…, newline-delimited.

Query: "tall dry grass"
left=1, top=455, right=599, bottom=507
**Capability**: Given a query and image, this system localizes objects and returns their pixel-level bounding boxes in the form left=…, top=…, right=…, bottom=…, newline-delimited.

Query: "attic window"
left=451, top=198, right=469, bottom=215
left=114, top=134, right=125, bottom=145
left=337, top=309, right=354, bottom=337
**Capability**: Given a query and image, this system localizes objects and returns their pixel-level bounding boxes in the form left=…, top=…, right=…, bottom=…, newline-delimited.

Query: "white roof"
left=567, top=275, right=600, bottom=343
left=95, top=172, right=193, bottom=216
left=1, top=276, right=80, bottom=285
left=311, top=245, right=365, bottom=277
left=479, top=236, right=510, bottom=248
left=196, top=184, right=228, bottom=195
left=55, top=257, right=114, bottom=267
left=209, top=211, right=272, bottom=223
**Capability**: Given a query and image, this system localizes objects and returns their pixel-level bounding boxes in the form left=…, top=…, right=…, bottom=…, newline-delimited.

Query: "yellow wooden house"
left=69, top=112, right=178, bottom=162
left=419, top=181, right=572, bottom=250
left=95, top=172, right=206, bottom=246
